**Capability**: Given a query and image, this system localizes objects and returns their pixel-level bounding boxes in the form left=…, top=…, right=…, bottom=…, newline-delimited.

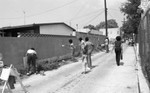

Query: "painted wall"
left=40, top=24, right=74, bottom=36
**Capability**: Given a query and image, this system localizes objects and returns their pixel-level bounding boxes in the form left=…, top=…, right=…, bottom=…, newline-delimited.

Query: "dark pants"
left=27, top=54, right=37, bottom=74
left=115, top=48, right=121, bottom=66
left=8, top=76, right=16, bottom=89
left=86, top=54, right=92, bottom=68
left=105, top=45, right=109, bottom=52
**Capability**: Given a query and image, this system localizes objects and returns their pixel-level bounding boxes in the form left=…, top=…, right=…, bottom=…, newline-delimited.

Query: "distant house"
left=0, top=22, right=76, bottom=37
left=77, top=28, right=103, bottom=35
left=100, top=28, right=120, bottom=40
left=89, top=29, right=103, bottom=35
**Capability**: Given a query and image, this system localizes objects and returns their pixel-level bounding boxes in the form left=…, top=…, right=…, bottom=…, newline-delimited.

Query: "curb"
left=133, top=44, right=150, bottom=93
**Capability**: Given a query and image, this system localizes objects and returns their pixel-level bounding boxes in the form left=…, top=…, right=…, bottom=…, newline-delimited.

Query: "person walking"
left=79, top=37, right=88, bottom=73
left=84, top=37, right=94, bottom=69
left=105, top=38, right=109, bottom=53
left=112, top=36, right=123, bottom=66
left=26, top=48, right=37, bottom=76
left=79, top=37, right=86, bottom=61
left=61, top=39, right=76, bottom=61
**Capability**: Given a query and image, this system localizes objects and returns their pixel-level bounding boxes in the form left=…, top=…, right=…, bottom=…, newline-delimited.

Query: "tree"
left=95, top=19, right=118, bottom=30
left=83, top=24, right=96, bottom=30
left=120, top=0, right=141, bottom=35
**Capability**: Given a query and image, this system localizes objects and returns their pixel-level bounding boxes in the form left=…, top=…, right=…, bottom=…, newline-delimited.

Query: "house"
left=0, top=22, right=76, bottom=37
left=100, top=28, right=120, bottom=40
left=77, top=28, right=103, bottom=35
left=89, top=29, right=103, bottom=35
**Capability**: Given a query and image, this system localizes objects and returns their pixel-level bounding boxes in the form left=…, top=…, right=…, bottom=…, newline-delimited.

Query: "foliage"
left=84, top=19, right=118, bottom=30
left=83, top=24, right=96, bottom=30
left=95, top=19, right=118, bottom=29
left=120, top=0, right=141, bottom=35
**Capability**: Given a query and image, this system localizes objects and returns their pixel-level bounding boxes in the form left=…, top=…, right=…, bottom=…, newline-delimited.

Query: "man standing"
left=68, top=39, right=76, bottom=61
left=105, top=38, right=109, bottom=53
left=112, top=36, right=122, bottom=66
left=79, top=37, right=85, bottom=59
left=84, top=37, right=94, bottom=69
left=79, top=37, right=87, bottom=73
left=26, top=48, right=37, bottom=76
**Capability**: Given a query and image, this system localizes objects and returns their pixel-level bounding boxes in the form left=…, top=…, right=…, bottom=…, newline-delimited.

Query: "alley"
left=7, top=44, right=140, bottom=93
left=53, top=45, right=138, bottom=93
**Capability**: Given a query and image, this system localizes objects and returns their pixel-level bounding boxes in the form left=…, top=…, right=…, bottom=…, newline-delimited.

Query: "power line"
left=27, top=0, right=78, bottom=18
left=78, top=12, right=101, bottom=23
left=70, top=0, right=89, bottom=21
left=0, top=0, right=78, bottom=20
left=65, top=10, right=102, bottom=27
left=83, top=11, right=104, bottom=26
left=107, top=11, right=114, bottom=18
left=109, top=8, right=120, bottom=12
left=68, top=9, right=104, bottom=21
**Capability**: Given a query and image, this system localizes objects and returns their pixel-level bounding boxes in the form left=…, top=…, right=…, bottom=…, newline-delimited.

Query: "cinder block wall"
left=0, top=34, right=106, bottom=70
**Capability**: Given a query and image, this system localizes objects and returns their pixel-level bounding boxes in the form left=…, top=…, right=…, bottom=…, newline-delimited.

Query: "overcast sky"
left=0, top=0, right=127, bottom=29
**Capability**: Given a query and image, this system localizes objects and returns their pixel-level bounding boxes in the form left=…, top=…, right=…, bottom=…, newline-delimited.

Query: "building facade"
left=0, top=22, right=76, bottom=37
left=100, top=28, right=120, bottom=41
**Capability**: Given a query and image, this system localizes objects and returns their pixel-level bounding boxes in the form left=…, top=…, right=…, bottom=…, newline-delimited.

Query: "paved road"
left=3, top=44, right=140, bottom=93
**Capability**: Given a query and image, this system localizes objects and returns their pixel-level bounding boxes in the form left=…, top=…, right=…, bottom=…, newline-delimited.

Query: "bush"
left=37, top=57, right=60, bottom=71
left=36, top=54, right=73, bottom=72
left=19, top=53, right=81, bottom=75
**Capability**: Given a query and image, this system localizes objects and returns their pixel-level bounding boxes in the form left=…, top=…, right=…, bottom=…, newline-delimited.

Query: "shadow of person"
left=82, top=65, right=98, bottom=74
left=91, top=65, right=97, bottom=69
left=82, top=70, right=91, bottom=74
left=84, top=70, right=91, bottom=74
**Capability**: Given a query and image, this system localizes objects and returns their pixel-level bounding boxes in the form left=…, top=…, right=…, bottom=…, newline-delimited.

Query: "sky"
left=0, top=0, right=127, bottom=29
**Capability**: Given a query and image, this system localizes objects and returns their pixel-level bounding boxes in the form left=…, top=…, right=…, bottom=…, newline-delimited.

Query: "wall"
left=0, top=36, right=77, bottom=70
left=138, top=7, right=150, bottom=85
left=76, top=32, right=106, bottom=45
left=40, top=24, right=74, bottom=36
left=0, top=34, right=106, bottom=70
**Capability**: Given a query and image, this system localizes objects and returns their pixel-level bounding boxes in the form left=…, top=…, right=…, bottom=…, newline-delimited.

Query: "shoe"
left=10, top=86, right=15, bottom=89
left=26, top=73, right=30, bottom=76
left=86, top=67, right=91, bottom=71
left=81, top=72, right=86, bottom=74
left=27, top=72, right=33, bottom=76
left=90, top=66, right=93, bottom=69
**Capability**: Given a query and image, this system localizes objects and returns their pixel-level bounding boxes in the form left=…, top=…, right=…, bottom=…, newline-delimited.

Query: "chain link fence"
left=138, top=9, right=150, bottom=83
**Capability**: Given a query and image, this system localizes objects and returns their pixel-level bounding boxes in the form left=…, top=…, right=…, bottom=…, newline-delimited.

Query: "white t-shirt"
left=105, top=39, right=108, bottom=45
left=70, top=43, right=75, bottom=49
left=27, top=49, right=37, bottom=54
left=80, top=40, right=85, bottom=49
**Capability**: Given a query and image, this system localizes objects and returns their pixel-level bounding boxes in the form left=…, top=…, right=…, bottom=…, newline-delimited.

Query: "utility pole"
left=76, top=24, right=78, bottom=31
left=121, top=17, right=125, bottom=37
left=23, top=11, right=26, bottom=25
left=104, top=0, right=109, bottom=53
left=104, top=0, right=108, bottom=37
